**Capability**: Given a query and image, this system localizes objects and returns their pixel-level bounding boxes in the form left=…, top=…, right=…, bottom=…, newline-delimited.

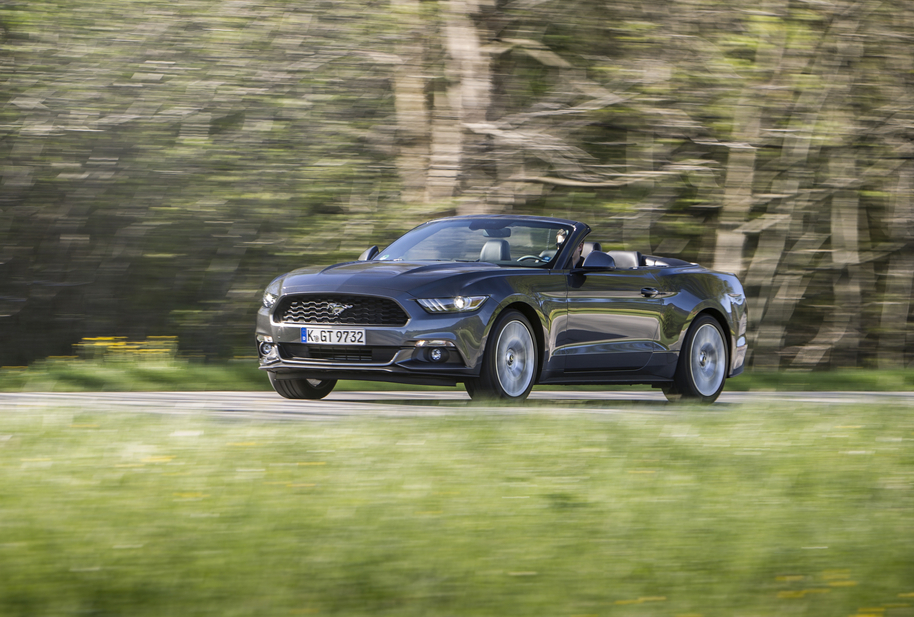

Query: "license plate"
left=301, top=327, right=366, bottom=345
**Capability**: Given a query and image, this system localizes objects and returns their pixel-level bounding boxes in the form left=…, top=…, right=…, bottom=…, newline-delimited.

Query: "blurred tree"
left=1, top=0, right=913, bottom=371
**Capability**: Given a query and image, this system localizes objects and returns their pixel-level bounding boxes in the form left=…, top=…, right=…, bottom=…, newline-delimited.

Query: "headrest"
left=480, top=239, right=511, bottom=262
left=581, top=242, right=602, bottom=260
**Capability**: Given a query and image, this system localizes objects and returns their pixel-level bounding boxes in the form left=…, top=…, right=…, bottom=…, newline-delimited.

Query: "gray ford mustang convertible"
left=256, top=215, right=748, bottom=403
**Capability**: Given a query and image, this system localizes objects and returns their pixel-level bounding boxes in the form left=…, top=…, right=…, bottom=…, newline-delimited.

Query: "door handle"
left=641, top=287, right=660, bottom=298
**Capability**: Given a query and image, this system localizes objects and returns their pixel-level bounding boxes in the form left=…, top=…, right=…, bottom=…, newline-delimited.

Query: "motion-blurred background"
left=2, top=0, right=912, bottom=372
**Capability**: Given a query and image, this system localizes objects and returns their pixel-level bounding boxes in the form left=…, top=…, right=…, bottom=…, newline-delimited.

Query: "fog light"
left=430, top=347, right=444, bottom=362
left=259, top=342, right=274, bottom=357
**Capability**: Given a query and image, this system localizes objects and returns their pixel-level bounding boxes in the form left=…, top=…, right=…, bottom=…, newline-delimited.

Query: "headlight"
left=262, top=279, right=282, bottom=309
left=416, top=296, right=487, bottom=313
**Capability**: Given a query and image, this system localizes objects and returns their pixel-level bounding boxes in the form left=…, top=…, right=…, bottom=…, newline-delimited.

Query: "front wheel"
left=269, top=373, right=337, bottom=400
left=465, top=310, right=538, bottom=402
left=663, top=315, right=728, bottom=404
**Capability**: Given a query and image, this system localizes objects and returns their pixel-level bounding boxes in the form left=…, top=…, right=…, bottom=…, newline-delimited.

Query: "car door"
left=558, top=268, right=665, bottom=372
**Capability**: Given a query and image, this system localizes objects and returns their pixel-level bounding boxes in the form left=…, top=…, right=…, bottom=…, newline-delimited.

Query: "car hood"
left=280, top=260, right=504, bottom=296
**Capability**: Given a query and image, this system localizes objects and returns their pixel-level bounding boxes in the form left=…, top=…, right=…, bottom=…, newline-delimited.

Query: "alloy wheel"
left=494, top=320, right=535, bottom=397
left=689, top=323, right=726, bottom=396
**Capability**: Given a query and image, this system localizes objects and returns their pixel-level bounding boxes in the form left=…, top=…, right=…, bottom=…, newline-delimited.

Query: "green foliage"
left=0, top=0, right=409, bottom=365
left=0, top=357, right=270, bottom=393
left=2, top=0, right=914, bottom=371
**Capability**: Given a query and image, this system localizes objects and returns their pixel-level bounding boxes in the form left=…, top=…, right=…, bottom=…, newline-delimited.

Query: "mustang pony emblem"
left=328, top=302, right=353, bottom=316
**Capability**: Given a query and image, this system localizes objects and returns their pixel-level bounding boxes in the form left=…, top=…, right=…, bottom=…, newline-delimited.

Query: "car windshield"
left=377, top=218, right=574, bottom=267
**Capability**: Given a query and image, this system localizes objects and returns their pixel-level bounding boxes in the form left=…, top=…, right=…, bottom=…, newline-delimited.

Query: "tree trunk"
left=753, top=231, right=826, bottom=359
left=712, top=109, right=761, bottom=277
left=391, top=0, right=432, bottom=205
left=747, top=8, right=868, bottom=369
left=443, top=0, right=495, bottom=213
left=791, top=152, right=876, bottom=369
left=879, top=163, right=914, bottom=368
left=711, top=0, right=787, bottom=277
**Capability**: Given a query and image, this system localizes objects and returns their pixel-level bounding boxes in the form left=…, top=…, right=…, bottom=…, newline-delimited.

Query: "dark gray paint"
left=255, top=215, right=749, bottom=390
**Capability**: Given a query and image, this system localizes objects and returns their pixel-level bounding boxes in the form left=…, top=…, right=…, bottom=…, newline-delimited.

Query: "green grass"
left=0, top=358, right=274, bottom=392
left=724, top=368, right=914, bottom=393
left=2, top=402, right=913, bottom=615
left=1, top=356, right=913, bottom=393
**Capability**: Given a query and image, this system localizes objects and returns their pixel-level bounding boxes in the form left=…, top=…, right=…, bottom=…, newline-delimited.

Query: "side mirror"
left=580, top=251, right=615, bottom=271
left=358, top=245, right=379, bottom=261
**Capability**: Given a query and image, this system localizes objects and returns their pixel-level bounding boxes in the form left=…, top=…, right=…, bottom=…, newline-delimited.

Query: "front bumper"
left=255, top=292, right=494, bottom=386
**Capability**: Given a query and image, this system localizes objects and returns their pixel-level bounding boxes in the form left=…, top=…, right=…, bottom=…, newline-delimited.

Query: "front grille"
left=275, top=294, right=409, bottom=327
left=279, top=344, right=399, bottom=364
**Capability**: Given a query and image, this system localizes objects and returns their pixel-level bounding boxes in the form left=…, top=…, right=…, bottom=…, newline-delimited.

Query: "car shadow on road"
left=325, top=393, right=736, bottom=412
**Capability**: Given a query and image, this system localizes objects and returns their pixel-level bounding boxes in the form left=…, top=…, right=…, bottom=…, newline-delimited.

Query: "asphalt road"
left=2, top=390, right=913, bottom=420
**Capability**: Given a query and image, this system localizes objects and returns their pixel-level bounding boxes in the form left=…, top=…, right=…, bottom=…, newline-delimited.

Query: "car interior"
left=481, top=236, right=688, bottom=270
left=606, top=250, right=643, bottom=269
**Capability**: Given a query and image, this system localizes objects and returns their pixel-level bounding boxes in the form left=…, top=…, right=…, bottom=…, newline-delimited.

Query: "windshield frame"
left=375, top=216, right=582, bottom=269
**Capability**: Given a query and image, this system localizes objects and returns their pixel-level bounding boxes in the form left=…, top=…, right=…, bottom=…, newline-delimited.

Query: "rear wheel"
left=269, top=373, right=337, bottom=400
left=663, top=315, right=727, bottom=404
left=465, top=310, right=537, bottom=402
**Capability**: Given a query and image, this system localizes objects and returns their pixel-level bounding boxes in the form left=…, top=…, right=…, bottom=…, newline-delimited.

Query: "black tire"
left=663, top=315, right=728, bottom=404
left=269, top=373, right=337, bottom=400
left=465, top=310, right=538, bottom=402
